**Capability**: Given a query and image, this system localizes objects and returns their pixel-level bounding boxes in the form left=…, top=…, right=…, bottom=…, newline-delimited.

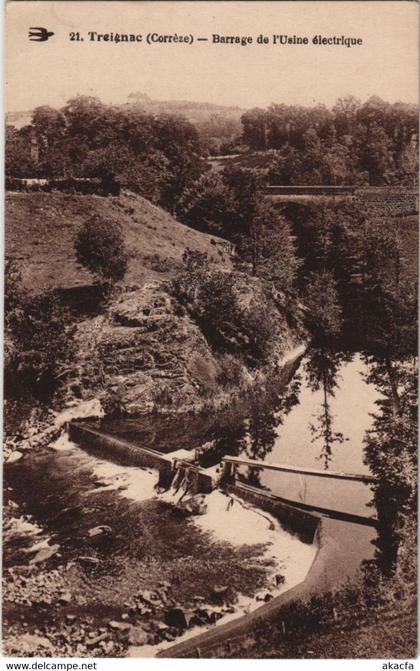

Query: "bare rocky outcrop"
left=72, top=277, right=300, bottom=417
left=76, top=282, right=223, bottom=415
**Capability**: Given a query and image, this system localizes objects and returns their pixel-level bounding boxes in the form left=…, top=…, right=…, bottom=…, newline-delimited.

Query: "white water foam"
left=134, top=489, right=317, bottom=657
left=53, top=398, right=104, bottom=429
left=50, top=433, right=158, bottom=503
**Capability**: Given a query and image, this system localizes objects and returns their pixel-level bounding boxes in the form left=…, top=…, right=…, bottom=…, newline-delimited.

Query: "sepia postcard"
left=3, top=0, right=418, bottom=666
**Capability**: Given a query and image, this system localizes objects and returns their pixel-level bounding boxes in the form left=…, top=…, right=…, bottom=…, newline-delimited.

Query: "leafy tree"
left=31, top=105, right=67, bottom=175
left=239, top=199, right=299, bottom=296
left=74, top=215, right=128, bottom=285
left=222, top=165, right=265, bottom=249
left=303, top=270, right=343, bottom=344
left=359, top=122, right=394, bottom=185
left=178, top=172, right=237, bottom=235
left=397, top=137, right=419, bottom=186
left=363, top=356, right=417, bottom=575
left=81, top=144, right=169, bottom=204
left=152, top=114, right=205, bottom=212
left=4, top=261, right=74, bottom=402
left=267, top=144, right=303, bottom=185
left=5, top=126, right=34, bottom=177
left=356, top=217, right=417, bottom=363
left=241, top=108, right=269, bottom=150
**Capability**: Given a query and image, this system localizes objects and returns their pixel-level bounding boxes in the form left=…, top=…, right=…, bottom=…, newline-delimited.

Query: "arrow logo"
left=29, top=27, right=54, bottom=42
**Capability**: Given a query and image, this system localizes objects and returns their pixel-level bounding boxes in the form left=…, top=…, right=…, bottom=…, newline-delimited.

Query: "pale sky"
left=6, top=0, right=419, bottom=112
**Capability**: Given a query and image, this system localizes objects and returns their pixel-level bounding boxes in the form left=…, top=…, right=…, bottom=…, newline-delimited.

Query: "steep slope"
left=74, top=282, right=225, bottom=414
left=5, top=190, right=232, bottom=292
left=71, top=275, right=300, bottom=416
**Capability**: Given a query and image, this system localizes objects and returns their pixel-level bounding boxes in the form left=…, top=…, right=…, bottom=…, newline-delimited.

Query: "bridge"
left=264, top=185, right=356, bottom=197
left=264, top=184, right=419, bottom=214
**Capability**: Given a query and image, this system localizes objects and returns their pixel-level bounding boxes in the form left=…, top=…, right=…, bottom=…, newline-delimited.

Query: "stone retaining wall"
left=67, top=421, right=215, bottom=492
left=68, top=421, right=173, bottom=474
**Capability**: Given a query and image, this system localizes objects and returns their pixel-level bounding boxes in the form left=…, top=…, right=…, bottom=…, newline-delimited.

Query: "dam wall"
left=67, top=421, right=215, bottom=492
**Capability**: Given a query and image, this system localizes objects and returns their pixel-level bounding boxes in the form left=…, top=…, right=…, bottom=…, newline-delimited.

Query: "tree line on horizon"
left=6, top=94, right=418, bottom=202
left=240, top=96, right=418, bottom=187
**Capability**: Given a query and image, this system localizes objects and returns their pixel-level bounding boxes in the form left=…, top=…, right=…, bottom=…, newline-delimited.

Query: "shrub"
left=4, top=261, right=75, bottom=404
left=74, top=215, right=128, bottom=285
left=216, top=354, right=244, bottom=388
left=170, top=253, right=276, bottom=366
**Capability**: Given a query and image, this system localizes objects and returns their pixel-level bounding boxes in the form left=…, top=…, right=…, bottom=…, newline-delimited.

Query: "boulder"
left=138, top=589, right=153, bottom=604
left=154, top=588, right=169, bottom=604
left=25, top=539, right=51, bottom=555
left=164, top=607, right=195, bottom=630
left=210, top=585, right=238, bottom=606
left=7, top=451, right=23, bottom=464
left=128, top=626, right=148, bottom=646
left=255, top=590, right=274, bottom=602
left=108, top=621, right=131, bottom=632
left=192, top=595, right=205, bottom=604
left=88, top=525, right=112, bottom=538
left=86, top=633, right=109, bottom=648
left=208, top=607, right=224, bottom=624
left=180, top=495, right=208, bottom=516
left=58, top=591, right=72, bottom=605
left=30, top=544, right=60, bottom=565
left=274, top=574, right=286, bottom=587
left=158, top=580, right=171, bottom=590
left=79, top=556, right=99, bottom=566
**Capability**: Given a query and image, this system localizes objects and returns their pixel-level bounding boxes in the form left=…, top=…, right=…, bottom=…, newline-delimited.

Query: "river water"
left=96, top=352, right=379, bottom=518
left=247, top=353, right=378, bottom=518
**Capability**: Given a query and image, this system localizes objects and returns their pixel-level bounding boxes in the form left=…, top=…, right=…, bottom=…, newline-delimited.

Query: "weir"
left=68, top=420, right=216, bottom=493
left=65, top=418, right=378, bottom=658
left=163, top=459, right=214, bottom=495
left=68, top=419, right=377, bottom=526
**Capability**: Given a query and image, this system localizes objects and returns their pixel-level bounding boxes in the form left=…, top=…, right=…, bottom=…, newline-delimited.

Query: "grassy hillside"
left=5, top=190, right=232, bottom=292
left=124, top=95, right=245, bottom=124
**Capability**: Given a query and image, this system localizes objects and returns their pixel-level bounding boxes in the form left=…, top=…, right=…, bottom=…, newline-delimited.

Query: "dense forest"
left=241, top=96, right=418, bottom=186
left=6, top=96, right=205, bottom=212
left=6, top=95, right=418, bottom=204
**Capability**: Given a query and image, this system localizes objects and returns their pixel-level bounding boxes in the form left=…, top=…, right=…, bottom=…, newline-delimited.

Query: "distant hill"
left=5, top=190, right=232, bottom=293
left=124, top=92, right=246, bottom=124
left=6, top=94, right=247, bottom=129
